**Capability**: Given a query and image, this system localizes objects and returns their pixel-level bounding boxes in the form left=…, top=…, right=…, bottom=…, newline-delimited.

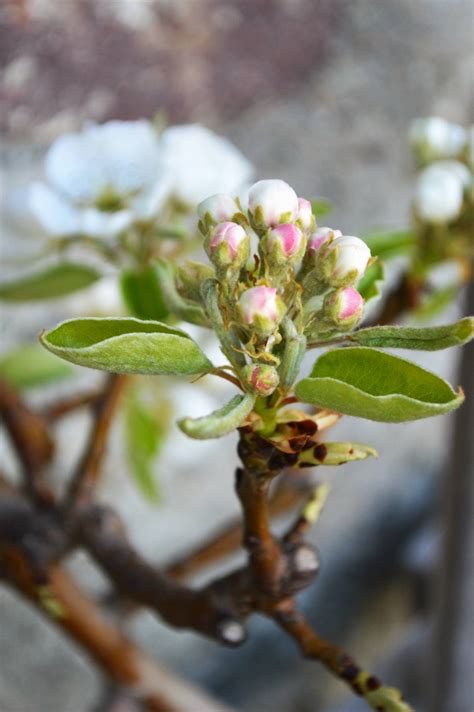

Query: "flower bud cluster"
left=192, top=179, right=371, bottom=396
left=409, top=117, right=473, bottom=225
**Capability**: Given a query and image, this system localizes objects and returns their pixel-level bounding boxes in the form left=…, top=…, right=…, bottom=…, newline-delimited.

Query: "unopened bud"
left=324, top=235, right=371, bottom=287
left=323, top=287, right=364, bottom=330
left=414, top=164, right=464, bottom=223
left=197, top=193, right=240, bottom=231
left=243, top=364, right=280, bottom=396
left=238, top=285, right=286, bottom=336
left=207, top=221, right=250, bottom=267
left=248, top=179, right=299, bottom=229
left=296, top=197, right=315, bottom=232
left=409, top=116, right=467, bottom=164
left=307, top=226, right=342, bottom=253
left=262, top=223, right=306, bottom=266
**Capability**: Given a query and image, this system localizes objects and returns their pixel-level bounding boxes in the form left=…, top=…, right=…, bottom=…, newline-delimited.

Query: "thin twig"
left=42, top=390, right=103, bottom=422
left=64, top=375, right=127, bottom=509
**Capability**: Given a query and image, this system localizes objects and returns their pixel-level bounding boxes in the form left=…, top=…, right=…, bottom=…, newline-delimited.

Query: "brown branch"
left=165, top=478, right=308, bottom=581
left=65, top=374, right=127, bottom=509
left=0, top=542, right=233, bottom=712
left=42, top=390, right=102, bottom=422
left=0, top=379, right=54, bottom=506
left=369, top=272, right=422, bottom=326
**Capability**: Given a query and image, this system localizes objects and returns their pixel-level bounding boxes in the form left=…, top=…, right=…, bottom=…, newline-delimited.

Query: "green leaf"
left=0, top=343, right=74, bottom=390
left=0, top=263, right=101, bottom=301
left=178, top=392, right=256, bottom=439
left=124, top=388, right=167, bottom=503
left=295, top=347, right=464, bottom=422
left=357, top=259, right=385, bottom=304
left=412, top=285, right=458, bottom=322
left=153, top=259, right=210, bottom=327
left=310, top=197, right=333, bottom=218
left=120, top=266, right=169, bottom=321
left=362, top=230, right=416, bottom=260
left=350, top=318, right=474, bottom=351
left=40, top=317, right=213, bottom=376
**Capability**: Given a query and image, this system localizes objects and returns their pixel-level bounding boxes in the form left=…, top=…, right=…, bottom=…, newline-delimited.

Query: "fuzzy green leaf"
left=0, top=263, right=101, bottom=301
left=295, top=347, right=464, bottom=422
left=0, top=343, right=74, bottom=390
left=362, top=230, right=416, bottom=260
left=178, top=392, right=256, bottom=439
left=120, top=266, right=169, bottom=321
left=351, top=318, right=474, bottom=351
left=40, top=317, right=213, bottom=376
left=357, top=260, right=385, bottom=304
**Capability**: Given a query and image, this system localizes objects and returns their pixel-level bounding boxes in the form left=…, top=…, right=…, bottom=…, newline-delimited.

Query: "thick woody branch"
left=65, top=374, right=127, bottom=509
left=0, top=379, right=54, bottom=505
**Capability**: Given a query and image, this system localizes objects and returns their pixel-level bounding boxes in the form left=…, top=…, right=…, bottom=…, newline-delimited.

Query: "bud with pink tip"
left=322, top=235, right=371, bottom=287
left=307, top=226, right=342, bottom=253
left=197, top=193, right=240, bottom=232
left=207, top=221, right=249, bottom=268
left=323, top=287, right=364, bottom=330
left=242, top=364, right=280, bottom=396
left=296, top=197, right=315, bottom=232
left=248, top=179, right=299, bottom=230
left=262, top=223, right=306, bottom=266
left=238, top=285, right=286, bottom=336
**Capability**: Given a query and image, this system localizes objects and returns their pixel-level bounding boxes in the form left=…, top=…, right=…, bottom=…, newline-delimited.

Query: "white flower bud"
left=307, top=226, right=342, bottom=253
left=248, top=179, right=299, bottom=228
left=409, top=117, right=467, bottom=163
left=414, top=164, right=464, bottom=223
left=326, top=236, right=371, bottom=286
left=197, top=193, right=240, bottom=229
left=296, top=197, right=315, bottom=231
left=238, top=286, right=285, bottom=336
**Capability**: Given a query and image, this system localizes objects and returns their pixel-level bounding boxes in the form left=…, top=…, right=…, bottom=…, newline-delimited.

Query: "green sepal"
left=178, top=392, right=256, bottom=439
left=297, top=441, right=377, bottom=467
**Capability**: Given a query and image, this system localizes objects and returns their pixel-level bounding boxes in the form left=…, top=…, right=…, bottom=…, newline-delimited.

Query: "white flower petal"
left=161, top=124, right=253, bottom=205
left=29, top=182, right=81, bottom=236
left=415, top=165, right=464, bottom=223
left=131, top=175, right=173, bottom=220
left=80, top=208, right=133, bottom=238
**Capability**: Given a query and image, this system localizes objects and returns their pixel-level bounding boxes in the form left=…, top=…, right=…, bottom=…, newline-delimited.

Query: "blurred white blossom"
left=414, top=162, right=465, bottom=223
left=409, top=116, right=467, bottom=163
left=161, top=124, right=253, bottom=205
left=29, top=120, right=172, bottom=238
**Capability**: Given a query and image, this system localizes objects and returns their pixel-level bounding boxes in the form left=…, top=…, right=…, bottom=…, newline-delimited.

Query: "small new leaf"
left=178, top=392, right=256, bottom=439
left=40, top=317, right=213, bottom=376
left=295, top=347, right=464, bottom=422
left=356, top=259, right=384, bottom=304
left=120, top=266, right=169, bottom=321
left=351, top=318, right=474, bottom=351
left=0, top=263, right=101, bottom=301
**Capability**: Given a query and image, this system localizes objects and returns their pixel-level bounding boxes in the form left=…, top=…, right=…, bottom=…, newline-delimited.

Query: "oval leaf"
left=0, top=343, right=73, bottom=390
left=361, top=230, right=415, bottom=260
left=295, top=347, right=464, bottom=422
left=40, top=317, right=213, bottom=376
left=351, top=318, right=474, bottom=351
left=0, top=263, right=101, bottom=301
left=356, top=259, right=384, bottom=304
left=178, top=393, right=256, bottom=439
left=120, top=266, right=169, bottom=321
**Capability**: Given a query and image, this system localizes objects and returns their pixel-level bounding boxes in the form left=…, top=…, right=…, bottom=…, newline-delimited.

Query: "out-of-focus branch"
left=65, top=374, right=127, bottom=509
left=0, top=541, right=233, bottom=712
left=42, top=389, right=103, bottom=422
left=0, top=379, right=54, bottom=506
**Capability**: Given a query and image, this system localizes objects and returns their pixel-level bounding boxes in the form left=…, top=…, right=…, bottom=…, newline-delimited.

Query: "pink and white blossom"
left=296, top=197, right=314, bottom=231
left=209, top=221, right=248, bottom=259
left=324, top=287, right=364, bottom=329
left=327, top=235, right=371, bottom=284
left=198, top=193, right=239, bottom=226
left=267, top=223, right=304, bottom=257
left=238, top=286, right=285, bottom=334
left=248, top=179, right=299, bottom=227
left=308, top=226, right=342, bottom=252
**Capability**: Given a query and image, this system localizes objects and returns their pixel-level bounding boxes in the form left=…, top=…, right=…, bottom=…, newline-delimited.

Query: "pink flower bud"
left=210, top=222, right=247, bottom=257
left=324, top=287, right=364, bottom=330
left=267, top=223, right=305, bottom=258
left=248, top=179, right=299, bottom=228
left=308, top=226, right=342, bottom=252
left=327, top=235, right=371, bottom=286
left=243, top=364, right=279, bottom=396
left=238, top=285, right=285, bottom=335
left=296, top=197, right=314, bottom=231
left=197, top=193, right=239, bottom=228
